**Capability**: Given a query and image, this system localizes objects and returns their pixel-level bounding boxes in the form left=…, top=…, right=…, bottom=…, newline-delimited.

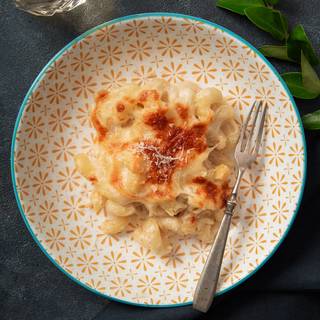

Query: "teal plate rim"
left=10, top=12, right=307, bottom=308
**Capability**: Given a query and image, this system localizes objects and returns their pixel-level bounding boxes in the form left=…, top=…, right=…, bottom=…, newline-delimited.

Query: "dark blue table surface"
left=1, top=0, right=320, bottom=319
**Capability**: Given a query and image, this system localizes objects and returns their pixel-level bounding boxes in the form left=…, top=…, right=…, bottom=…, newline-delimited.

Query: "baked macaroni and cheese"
left=75, top=79, right=239, bottom=254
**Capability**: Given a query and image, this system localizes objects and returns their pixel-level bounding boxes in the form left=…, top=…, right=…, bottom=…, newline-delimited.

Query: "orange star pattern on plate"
left=12, top=15, right=305, bottom=305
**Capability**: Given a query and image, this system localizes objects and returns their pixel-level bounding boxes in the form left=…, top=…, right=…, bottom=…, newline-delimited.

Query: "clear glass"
left=15, top=0, right=86, bottom=16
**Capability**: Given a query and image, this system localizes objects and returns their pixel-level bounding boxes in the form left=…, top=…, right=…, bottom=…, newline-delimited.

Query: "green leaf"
left=282, top=72, right=319, bottom=99
left=216, top=0, right=265, bottom=15
left=302, top=109, right=320, bottom=130
left=266, top=0, right=279, bottom=5
left=279, top=12, right=288, bottom=39
left=259, top=45, right=294, bottom=62
left=287, top=24, right=320, bottom=65
left=244, top=7, right=288, bottom=40
left=301, top=51, right=320, bottom=94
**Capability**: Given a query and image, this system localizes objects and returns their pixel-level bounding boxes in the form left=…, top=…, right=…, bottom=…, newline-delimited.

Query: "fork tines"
left=239, top=101, right=268, bottom=156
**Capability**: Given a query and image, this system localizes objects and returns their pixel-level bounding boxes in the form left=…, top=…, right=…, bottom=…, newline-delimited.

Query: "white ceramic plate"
left=11, top=13, right=306, bottom=307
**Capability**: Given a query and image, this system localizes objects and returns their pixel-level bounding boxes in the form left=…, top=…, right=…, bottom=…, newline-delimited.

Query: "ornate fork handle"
left=192, top=191, right=238, bottom=313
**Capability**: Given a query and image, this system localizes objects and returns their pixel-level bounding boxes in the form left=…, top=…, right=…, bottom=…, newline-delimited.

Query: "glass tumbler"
left=15, top=0, right=86, bottom=16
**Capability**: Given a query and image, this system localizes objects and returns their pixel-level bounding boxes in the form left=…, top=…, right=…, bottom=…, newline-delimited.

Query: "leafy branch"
left=217, top=0, right=320, bottom=130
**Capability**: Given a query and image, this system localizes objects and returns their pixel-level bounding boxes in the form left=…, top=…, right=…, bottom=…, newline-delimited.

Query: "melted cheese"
left=75, top=79, right=239, bottom=253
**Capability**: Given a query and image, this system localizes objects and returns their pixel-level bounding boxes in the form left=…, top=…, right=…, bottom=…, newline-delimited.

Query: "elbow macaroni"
left=75, top=79, right=239, bottom=254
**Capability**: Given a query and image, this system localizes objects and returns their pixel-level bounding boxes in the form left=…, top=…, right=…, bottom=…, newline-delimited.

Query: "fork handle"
left=193, top=200, right=236, bottom=312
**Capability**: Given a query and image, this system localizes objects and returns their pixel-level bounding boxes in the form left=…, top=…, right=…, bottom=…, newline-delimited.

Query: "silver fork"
left=193, top=101, right=268, bottom=312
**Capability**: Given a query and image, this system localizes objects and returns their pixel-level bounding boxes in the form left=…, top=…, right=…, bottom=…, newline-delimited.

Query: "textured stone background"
left=1, top=0, right=320, bottom=319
